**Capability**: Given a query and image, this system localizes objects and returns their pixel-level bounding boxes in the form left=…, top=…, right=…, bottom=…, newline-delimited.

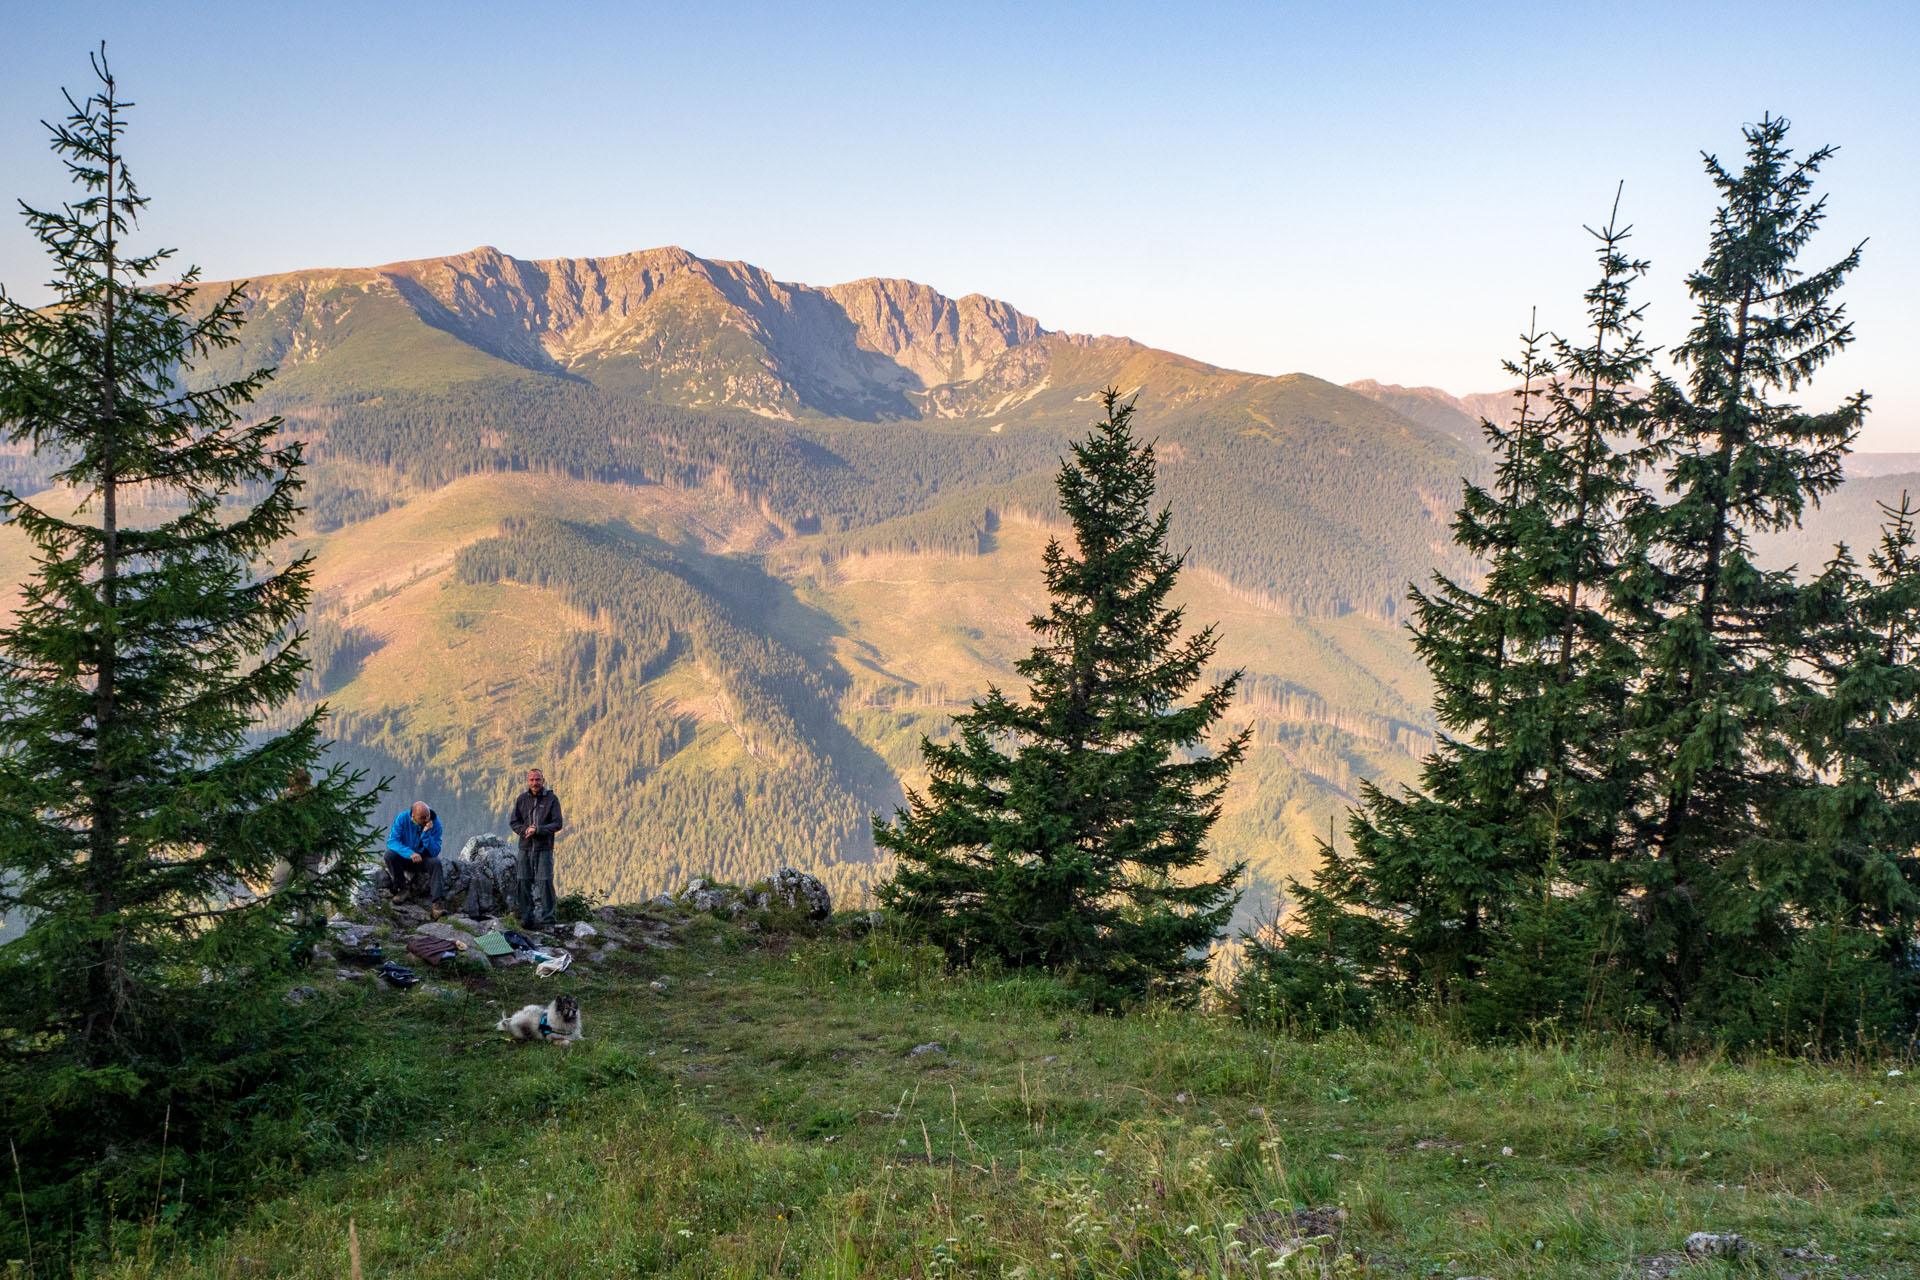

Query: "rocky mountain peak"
left=212, top=244, right=1078, bottom=417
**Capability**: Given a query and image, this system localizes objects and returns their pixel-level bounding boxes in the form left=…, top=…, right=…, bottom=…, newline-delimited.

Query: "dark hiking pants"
left=384, top=851, right=445, bottom=903
left=517, top=845, right=555, bottom=929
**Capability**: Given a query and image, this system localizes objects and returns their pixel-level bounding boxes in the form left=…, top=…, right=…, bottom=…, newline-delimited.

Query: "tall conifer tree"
left=0, top=54, right=379, bottom=1142
left=1262, top=117, right=1920, bottom=1046
left=1798, top=497, right=1920, bottom=943
left=1273, top=205, right=1653, bottom=1008
left=878, top=390, right=1246, bottom=1004
left=1617, top=116, right=1873, bottom=1028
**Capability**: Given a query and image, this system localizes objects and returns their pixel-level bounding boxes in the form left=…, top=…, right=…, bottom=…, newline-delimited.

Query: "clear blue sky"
left=5, top=1, right=1918, bottom=445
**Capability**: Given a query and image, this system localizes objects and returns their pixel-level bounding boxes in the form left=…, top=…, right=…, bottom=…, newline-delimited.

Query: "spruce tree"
left=0, top=53, right=379, bottom=1165
left=877, top=389, right=1247, bottom=1004
left=1270, top=328, right=1559, bottom=1007
left=1267, top=204, right=1653, bottom=1014
left=1799, top=496, right=1920, bottom=939
left=1247, top=118, right=1919, bottom=1047
left=1617, top=115, right=1874, bottom=1030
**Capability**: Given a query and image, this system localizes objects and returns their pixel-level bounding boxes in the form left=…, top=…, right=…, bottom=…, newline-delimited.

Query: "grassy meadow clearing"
left=70, top=908, right=1920, bottom=1280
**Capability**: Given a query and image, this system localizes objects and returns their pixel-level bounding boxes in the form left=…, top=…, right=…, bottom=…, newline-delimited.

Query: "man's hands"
left=411, top=852, right=424, bottom=864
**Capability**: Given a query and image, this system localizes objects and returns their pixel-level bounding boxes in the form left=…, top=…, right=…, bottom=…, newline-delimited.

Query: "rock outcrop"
left=677, top=868, right=833, bottom=921
left=349, top=860, right=393, bottom=910
left=328, top=853, right=839, bottom=1004
left=751, top=867, right=833, bottom=920
left=458, top=834, right=520, bottom=919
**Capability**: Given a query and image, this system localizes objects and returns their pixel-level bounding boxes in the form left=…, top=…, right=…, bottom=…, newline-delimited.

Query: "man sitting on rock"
left=509, top=768, right=563, bottom=932
left=385, top=801, right=446, bottom=910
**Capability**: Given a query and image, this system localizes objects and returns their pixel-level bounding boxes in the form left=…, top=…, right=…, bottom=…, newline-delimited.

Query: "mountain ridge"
left=212, top=244, right=1157, bottom=421
left=1344, top=379, right=1518, bottom=442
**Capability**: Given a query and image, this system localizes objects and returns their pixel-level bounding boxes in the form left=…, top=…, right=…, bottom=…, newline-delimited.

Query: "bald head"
left=410, top=802, right=432, bottom=826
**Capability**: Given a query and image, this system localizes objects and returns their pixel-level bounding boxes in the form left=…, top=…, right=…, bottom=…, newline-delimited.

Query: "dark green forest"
left=274, top=375, right=1484, bottom=621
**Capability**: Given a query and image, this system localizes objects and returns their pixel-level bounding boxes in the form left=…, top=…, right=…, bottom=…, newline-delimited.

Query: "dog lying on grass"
left=497, top=993, right=583, bottom=1044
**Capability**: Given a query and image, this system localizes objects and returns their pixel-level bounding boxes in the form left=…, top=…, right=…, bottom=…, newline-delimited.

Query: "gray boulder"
left=327, top=919, right=380, bottom=949
left=458, top=834, right=521, bottom=919
left=691, top=887, right=735, bottom=914
left=748, top=867, right=833, bottom=920
left=774, top=866, right=832, bottom=919
left=458, top=833, right=505, bottom=860
left=439, top=854, right=475, bottom=902
left=842, top=909, right=885, bottom=934
left=1684, top=1233, right=1747, bottom=1259
left=349, top=861, right=393, bottom=910
left=417, top=921, right=474, bottom=945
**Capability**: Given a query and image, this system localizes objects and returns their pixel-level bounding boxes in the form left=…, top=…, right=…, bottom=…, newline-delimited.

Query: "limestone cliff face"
left=221, top=246, right=1068, bottom=419
left=820, top=278, right=1045, bottom=387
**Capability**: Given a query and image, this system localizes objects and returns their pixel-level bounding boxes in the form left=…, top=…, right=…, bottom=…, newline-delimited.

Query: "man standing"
left=509, top=769, right=564, bottom=931
left=384, top=801, right=445, bottom=910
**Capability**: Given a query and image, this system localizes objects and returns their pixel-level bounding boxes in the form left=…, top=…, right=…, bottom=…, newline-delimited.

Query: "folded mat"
left=404, top=935, right=458, bottom=965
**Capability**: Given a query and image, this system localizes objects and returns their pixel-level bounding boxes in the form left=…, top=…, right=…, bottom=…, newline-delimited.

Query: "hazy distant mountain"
left=1342, top=379, right=1916, bottom=586
left=1347, top=382, right=1920, bottom=478
left=1845, top=453, right=1920, bottom=479
left=1344, top=380, right=1519, bottom=444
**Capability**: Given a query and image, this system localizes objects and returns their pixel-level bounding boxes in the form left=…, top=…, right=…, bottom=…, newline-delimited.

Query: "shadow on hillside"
left=599, top=517, right=908, bottom=822
left=385, top=274, right=586, bottom=383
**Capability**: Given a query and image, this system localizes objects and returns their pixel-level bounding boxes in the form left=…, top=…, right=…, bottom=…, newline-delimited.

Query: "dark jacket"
left=510, top=788, right=563, bottom=854
left=386, top=808, right=443, bottom=858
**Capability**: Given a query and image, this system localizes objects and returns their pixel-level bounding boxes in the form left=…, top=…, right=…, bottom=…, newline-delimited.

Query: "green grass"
left=80, top=915, right=1920, bottom=1279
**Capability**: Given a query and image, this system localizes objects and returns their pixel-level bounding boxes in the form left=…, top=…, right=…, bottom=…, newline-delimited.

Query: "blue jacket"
left=387, top=809, right=443, bottom=859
